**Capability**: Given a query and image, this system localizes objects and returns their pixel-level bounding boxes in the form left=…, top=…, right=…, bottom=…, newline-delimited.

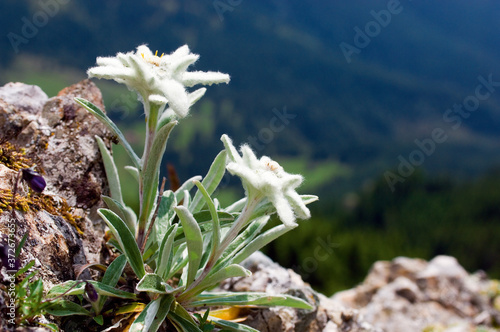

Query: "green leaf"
left=144, top=190, right=177, bottom=254
left=232, top=224, right=294, bottom=265
left=96, top=136, right=122, bottom=203
left=38, top=322, right=59, bottom=332
left=136, top=273, right=166, bottom=294
left=156, top=224, right=178, bottom=280
left=47, top=280, right=84, bottom=297
left=156, top=190, right=177, bottom=229
left=15, top=259, right=35, bottom=277
left=173, top=211, right=234, bottom=246
left=174, top=175, right=202, bottom=203
left=97, top=254, right=127, bottom=313
left=174, top=206, right=203, bottom=287
left=102, top=255, right=127, bottom=286
left=181, top=189, right=191, bottom=207
left=48, top=280, right=137, bottom=300
left=130, top=295, right=175, bottom=332
left=84, top=282, right=136, bottom=300
left=30, top=279, right=44, bottom=305
left=102, top=196, right=136, bottom=234
left=15, top=232, right=28, bottom=258
left=74, top=97, right=141, bottom=169
left=190, top=150, right=227, bottom=213
left=44, top=300, right=91, bottom=316
left=168, top=304, right=202, bottom=332
left=189, top=292, right=313, bottom=310
left=193, top=180, right=220, bottom=261
left=208, top=317, right=259, bottom=332
left=166, top=243, right=189, bottom=281
left=225, top=198, right=246, bottom=214
left=213, top=217, right=268, bottom=272
left=139, top=120, right=177, bottom=233
left=185, top=264, right=251, bottom=298
left=125, top=165, right=140, bottom=183
left=299, top=194, right=319, bottom=205
left=94, top=315, right=104, bottom=325
left=98, top=208, right=145, bottom=279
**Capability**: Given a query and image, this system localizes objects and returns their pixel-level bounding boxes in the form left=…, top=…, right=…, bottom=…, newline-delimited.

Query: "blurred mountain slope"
left=1, top=0, right=500, bottom=200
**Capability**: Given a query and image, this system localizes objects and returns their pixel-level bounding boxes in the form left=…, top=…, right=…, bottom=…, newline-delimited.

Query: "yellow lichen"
left=0, top=141, right=84, bottom=234
left=0, top=188, right=84, bottom=234
left=0, top=141, right=31, bottom=171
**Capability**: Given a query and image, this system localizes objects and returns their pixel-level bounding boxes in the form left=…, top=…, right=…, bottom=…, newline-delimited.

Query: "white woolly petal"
left=170, top=54, right=199, bottom=78
left=95, top=57, right=123, bottom=67
left=226, top=163, right=262, bottom=188
left=170, top=45, right=191, bottom=59
left=285, top=190, right=310, bottom=219
left=221, top=135, right=244, bottom=164
left=127, top=54, right=155, bottom=85
left=160, top=80, right=189, bottom=118
left=182, top=71, right=230, bottom=87
left=240, top=145, right=260, bottom=169
left=116, top=52, right=134, bottom=66
left=87, top=67, right=135, bottom=80
left=270, top=193, right=297, bottom=228
left=188, top=88, right=206, bottom=106
left=285, top=173, right=304, bottom=190
left=136, top=44, right=153, bottom=57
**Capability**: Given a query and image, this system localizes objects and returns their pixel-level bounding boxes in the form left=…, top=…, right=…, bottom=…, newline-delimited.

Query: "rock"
left=219, top=252, right=382, bottom=332
left=0, top=82, right=48, bottom=115
left=332, top=255, right=500, bottom=332
left=0, top=81, right=113, bottom=330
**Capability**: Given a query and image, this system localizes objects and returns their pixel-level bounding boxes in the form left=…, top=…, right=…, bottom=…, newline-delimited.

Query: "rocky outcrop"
left=219, top=251, right=382, bottom=332
left=333, top=255, right=500, bottom=331
left=0, top=81, right=113, bottom=290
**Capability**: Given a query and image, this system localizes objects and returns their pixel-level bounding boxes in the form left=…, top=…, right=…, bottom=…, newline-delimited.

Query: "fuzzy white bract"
left=87, top=45, right=230, bottom=119
left=221, top=134, right=311, bottom=227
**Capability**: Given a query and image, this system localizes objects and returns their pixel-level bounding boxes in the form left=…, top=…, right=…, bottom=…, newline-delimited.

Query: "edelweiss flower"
left=221, top=134, right=311, bottom=227
left=87, top=45, right=230, bottom=119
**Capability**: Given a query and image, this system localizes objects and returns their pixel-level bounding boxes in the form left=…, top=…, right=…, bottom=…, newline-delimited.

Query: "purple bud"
left=85, top=282, right=99, bottom=302
left=21, top=168, right=46, bottom=193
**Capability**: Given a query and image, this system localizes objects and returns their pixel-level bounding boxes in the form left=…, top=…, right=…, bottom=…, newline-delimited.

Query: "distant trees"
left=264, top=168, right=500, bottom=295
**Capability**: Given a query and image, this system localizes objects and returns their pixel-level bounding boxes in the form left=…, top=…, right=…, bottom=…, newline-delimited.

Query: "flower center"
left=141, top=50, right=165, bottom=67
left=266, top=161, right=281, bottom=172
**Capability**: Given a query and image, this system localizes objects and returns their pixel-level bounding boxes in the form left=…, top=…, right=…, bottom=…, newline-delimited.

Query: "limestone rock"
left=0, top=81, right=113, bottom=330
left=219, top=252, right=382, bottom=332
left=332, top=255, right=500, bottom=331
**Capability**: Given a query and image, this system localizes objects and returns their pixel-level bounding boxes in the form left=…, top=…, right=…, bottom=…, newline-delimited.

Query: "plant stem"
left=177, top=195, right=262, bottom=304
left=215, top=194, right=261, bottom=258
left=137, top=102, right=161, bottom=247
left=140, top=177, right=167, bottom=253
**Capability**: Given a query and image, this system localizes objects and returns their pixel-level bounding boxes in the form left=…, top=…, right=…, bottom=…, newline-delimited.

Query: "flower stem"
left=177, top=194, right=262, bottom=304
left=137, top=101, right=161, bottom=247
left=216, top=194, right=261, bottom=258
